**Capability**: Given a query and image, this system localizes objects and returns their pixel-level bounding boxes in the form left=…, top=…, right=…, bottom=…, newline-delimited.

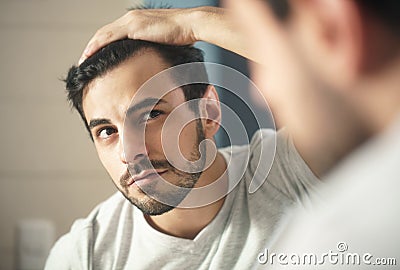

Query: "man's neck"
left=144, top=152, right=228, bottom=239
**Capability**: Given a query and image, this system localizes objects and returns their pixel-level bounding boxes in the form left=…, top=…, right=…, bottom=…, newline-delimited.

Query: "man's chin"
left=130, top=195, right=176, bottom=216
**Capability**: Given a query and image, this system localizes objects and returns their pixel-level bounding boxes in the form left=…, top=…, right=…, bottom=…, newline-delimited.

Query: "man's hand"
left=79, top=6, right=250, bottom=64
left=79, top=8, right=202, bottom=64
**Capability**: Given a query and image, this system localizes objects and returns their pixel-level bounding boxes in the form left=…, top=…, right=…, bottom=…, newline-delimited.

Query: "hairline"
left=81, top=46, right=174, bottom=108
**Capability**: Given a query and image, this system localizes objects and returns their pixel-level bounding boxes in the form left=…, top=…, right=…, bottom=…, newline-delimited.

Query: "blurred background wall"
left=0, top=1, right=131, bottom=269
left=0, top=0, right=272, bottom=269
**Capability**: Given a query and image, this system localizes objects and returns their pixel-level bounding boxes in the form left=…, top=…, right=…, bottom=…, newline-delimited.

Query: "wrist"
left=188, top=6, right=221, bottom=42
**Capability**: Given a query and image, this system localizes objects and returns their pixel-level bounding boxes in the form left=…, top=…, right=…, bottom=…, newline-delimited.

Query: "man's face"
left=82, top=51, right=206, bottom=215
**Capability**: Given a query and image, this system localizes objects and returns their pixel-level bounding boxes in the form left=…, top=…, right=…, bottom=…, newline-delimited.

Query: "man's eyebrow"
left=126, top=98, right=167, bottom=117
left=88, top=118, right=112, bottom=130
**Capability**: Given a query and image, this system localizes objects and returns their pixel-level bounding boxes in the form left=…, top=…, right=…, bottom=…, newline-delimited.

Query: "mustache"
left=120, top=159, right=172, bottom=186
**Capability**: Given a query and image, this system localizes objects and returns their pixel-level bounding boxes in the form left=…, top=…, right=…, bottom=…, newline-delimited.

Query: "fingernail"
left=84, top=46, right=92, bottom=55
left=78, top=56, right=85, bottom=65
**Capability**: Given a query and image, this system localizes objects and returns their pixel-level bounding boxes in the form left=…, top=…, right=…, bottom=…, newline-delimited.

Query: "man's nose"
left=119, top=130, right=148, bottom=164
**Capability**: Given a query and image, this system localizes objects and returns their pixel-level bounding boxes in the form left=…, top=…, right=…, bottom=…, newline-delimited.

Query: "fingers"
left=78, top=8, right=197, bottom=65
left=78, top=9, right=167, bottom=64
left=79, top=10, right=135, bottom=64
left=79, top=22, right=127, bottom=64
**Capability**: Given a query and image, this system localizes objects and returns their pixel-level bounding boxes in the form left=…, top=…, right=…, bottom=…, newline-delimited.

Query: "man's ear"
left=200, top=85, right=221, bottom=138
left=290, top=0, right=364, bottom=89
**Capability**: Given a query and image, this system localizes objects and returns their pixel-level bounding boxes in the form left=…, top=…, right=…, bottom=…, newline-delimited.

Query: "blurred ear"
left=201, top=85, right=221, bottom=138
left=290, top=0, right=364, bottom=89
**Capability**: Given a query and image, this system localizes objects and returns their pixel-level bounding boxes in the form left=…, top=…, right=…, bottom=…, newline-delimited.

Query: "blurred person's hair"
left=357, top=0, right=400, bottom=36
left=64, top=39, right=208, bottom=140
left=266, top=0, right=400, bottom=36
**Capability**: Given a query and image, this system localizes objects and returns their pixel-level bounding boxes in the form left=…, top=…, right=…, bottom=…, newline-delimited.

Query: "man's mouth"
left=126, top=169, right=167, bottom=186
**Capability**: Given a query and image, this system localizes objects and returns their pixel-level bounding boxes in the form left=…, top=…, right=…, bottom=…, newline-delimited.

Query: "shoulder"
left=217, top=128, right=283, bottom=204
left=71, top=192, right=131, bottom=232
left=250, top=128, right=279, bottom=147
left=234, top=128, right=319, bottom=204
left=255, top=128, right=320, bottom=204
left=218, top=128, right=278, bottom=169
left=246, top=128, right=281, bottom=193
left=45, top=192, right=134, bottom=269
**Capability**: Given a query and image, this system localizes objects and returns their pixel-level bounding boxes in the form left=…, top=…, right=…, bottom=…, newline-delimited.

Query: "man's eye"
left=141, top=110, right=164, bottom=122
left=97, top=127, right=117, bottom=139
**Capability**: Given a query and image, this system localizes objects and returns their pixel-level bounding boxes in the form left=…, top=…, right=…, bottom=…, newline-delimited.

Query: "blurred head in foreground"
left=227, top=0, right=400, bottom=174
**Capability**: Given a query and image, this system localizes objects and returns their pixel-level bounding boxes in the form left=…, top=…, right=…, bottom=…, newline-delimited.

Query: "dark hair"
left=267, top=0, right=400, bottom=36
left=64, top=39, right=208, bottom=139
left=356, top=0, right=400, bottom=36
left=265, top=0, right=291, bottom=21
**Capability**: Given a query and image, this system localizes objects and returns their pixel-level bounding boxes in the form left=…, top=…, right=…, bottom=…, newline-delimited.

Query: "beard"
left=118, top=120, right=206, bottom=216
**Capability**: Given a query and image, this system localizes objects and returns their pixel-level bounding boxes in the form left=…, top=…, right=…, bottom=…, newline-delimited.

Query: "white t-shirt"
left=260, top=118, right=400, bottom=269
left=45, top=129, right=319, bottom=270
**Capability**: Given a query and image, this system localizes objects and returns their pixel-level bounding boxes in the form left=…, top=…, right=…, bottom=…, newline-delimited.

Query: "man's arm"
left=79, top=7, right=255, bottom=64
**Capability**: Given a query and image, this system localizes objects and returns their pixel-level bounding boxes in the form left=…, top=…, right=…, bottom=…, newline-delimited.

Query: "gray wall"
left=0, top=1, right=132, bottom=269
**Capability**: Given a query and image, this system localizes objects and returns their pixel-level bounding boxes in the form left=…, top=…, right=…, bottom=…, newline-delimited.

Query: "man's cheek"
left=98, top=153, right=120, bottom=181
left=145, top=125, right=162, bottom=145
left=160, top=118, right=185, bottom=161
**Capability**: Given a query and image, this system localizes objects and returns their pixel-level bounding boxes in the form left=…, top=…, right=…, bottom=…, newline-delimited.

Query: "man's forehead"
left=81, top=50, right=193, bottom=124
left=84, top=86, right=185, bottom=123
left=128, top=87, right=186, bottom=113
left=83, top=52, right=175, bottom=103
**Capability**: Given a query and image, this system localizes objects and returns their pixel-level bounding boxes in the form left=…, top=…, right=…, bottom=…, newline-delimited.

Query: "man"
left=79, top=0, right=400, bottom=268
left=45, top=39, right=319, bottom=269
left=228, top=1, right=400, bottom=268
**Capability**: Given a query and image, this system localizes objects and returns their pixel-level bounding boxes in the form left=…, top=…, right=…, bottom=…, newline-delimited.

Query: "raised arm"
left=79, top=7, right=254, bottom=64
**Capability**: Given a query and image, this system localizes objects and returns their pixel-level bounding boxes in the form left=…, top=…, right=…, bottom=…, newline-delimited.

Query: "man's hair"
left=64, top=39, right=208, bottom=139
left=267, top=0, right=400, bottom=36
left=357, top=0, right=400, bottom=36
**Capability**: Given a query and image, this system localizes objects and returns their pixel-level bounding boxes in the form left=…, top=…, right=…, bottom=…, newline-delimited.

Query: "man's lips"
left=126, top=169, right=167, bottom=186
